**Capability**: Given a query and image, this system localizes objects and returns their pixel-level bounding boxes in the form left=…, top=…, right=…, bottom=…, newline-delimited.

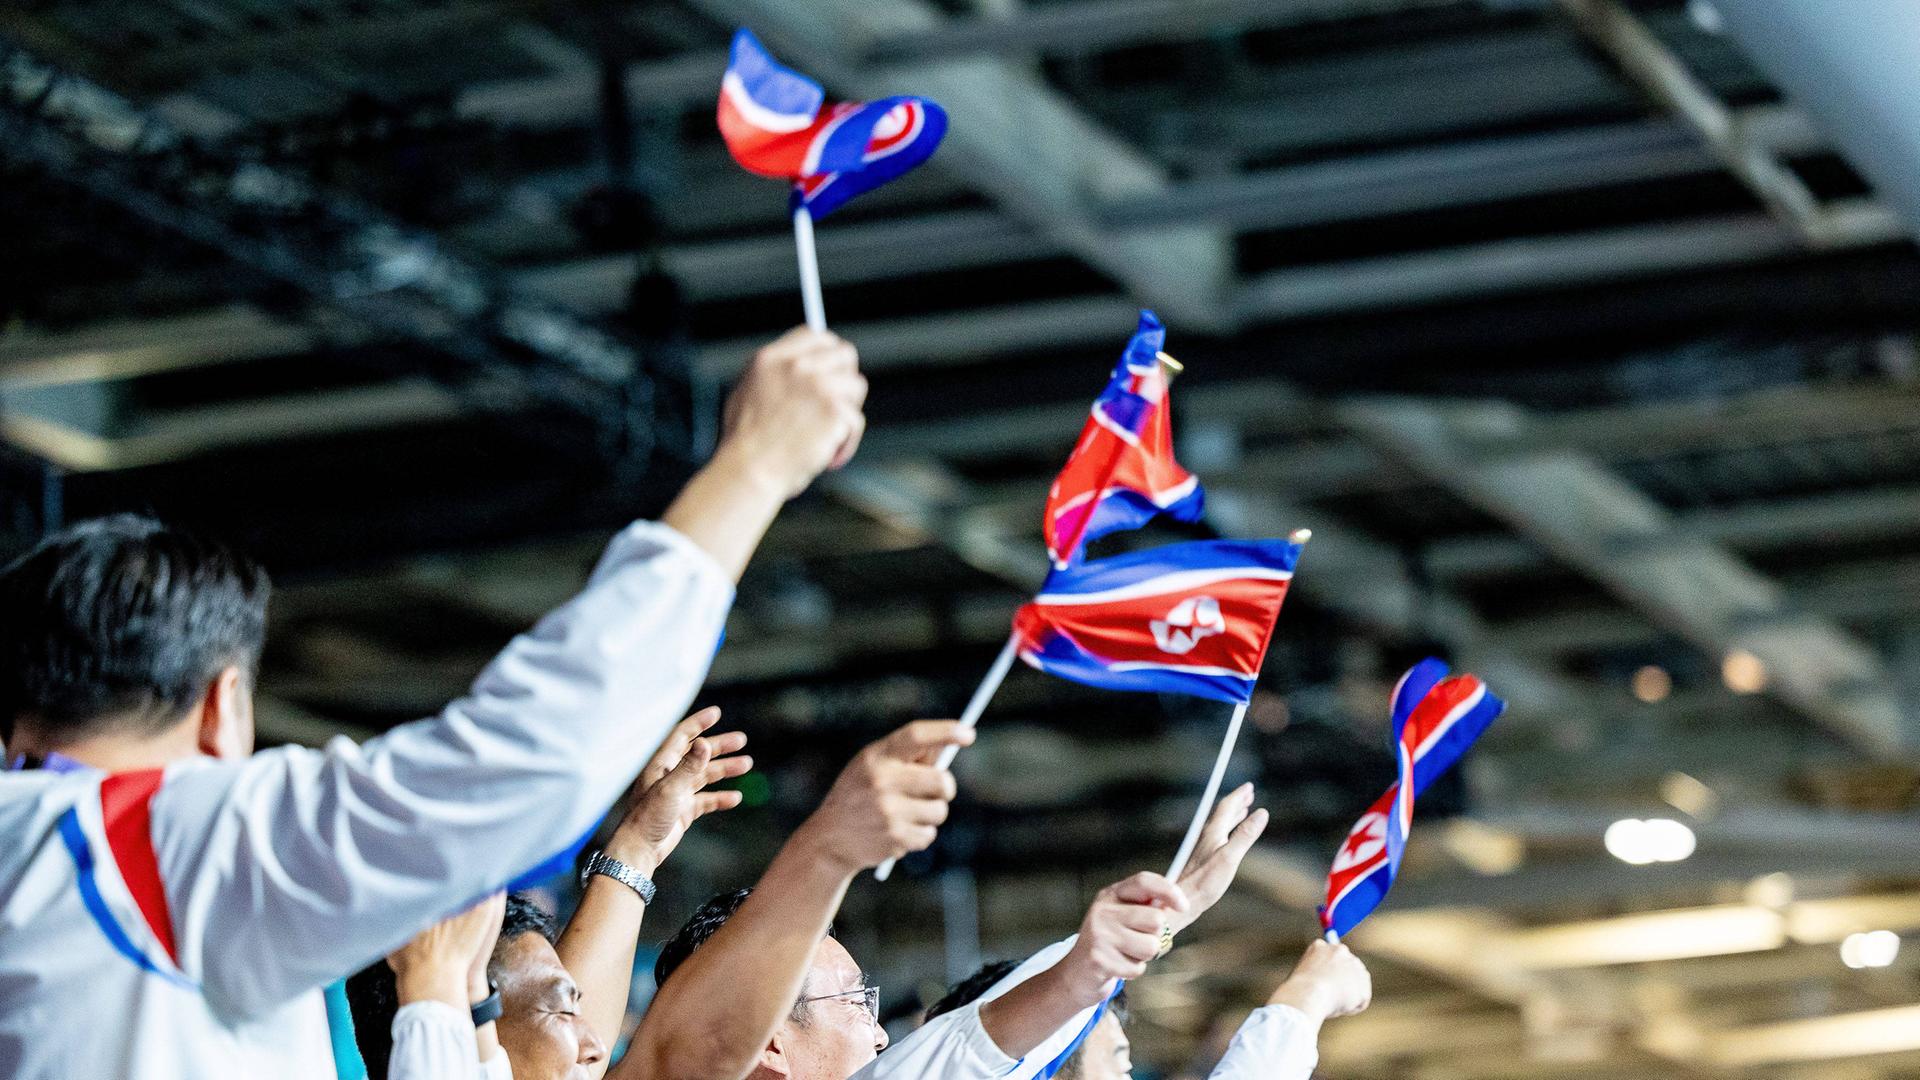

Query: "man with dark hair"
left=621, top=719, right=975, bottom=1080
left=0, top=326, right=872, bottom=1079
left=0, top=514, right=270, bottom=756
left=491, top=894, right=608, bottom=1080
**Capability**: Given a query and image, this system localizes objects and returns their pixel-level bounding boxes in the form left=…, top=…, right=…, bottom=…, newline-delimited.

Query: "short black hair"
left=927, top=960, right=1128, bottom=1080
left=491, top=892, right=558, bottom=980
left=924, top=960, right=1019, bottom=1021
left=0, top=515, right=269, bottom=742
left=347, top=892, right=553, bottom=1080
left=654, top=889, right=837, bottom=1023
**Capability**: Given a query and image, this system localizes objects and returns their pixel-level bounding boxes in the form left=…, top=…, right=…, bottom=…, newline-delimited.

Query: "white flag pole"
left=1164, top=700, right=1248, bottom=882
left=792, top=205, right=828, bottom=333
left=875, top=634, right=1020, bottom=881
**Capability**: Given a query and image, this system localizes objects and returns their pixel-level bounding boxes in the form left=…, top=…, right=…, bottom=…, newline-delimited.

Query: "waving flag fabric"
left=718, top=28, right=948, bottom=219
left=1320, top=659, right=1505, bottom=938
left=1044, top=311, right=1205, bottom=568
left=1012, top=537, right=1301, bottom=704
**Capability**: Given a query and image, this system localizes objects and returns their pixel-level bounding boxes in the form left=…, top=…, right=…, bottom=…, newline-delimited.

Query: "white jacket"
left=854, top=937, right=1321, bottom=1080
left=387, top=1002, right=513, bottom=1080
left=0, top=522, right=731, bottom=1080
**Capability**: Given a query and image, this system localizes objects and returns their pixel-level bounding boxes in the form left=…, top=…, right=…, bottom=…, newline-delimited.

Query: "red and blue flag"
left=1320, top=659, right=1504, bottom=938
left=718, top=28, right=948, bottom=220
left=1044, top=311, right=1205, bottom=568
left=1011, top=537, right=1301, bottom=704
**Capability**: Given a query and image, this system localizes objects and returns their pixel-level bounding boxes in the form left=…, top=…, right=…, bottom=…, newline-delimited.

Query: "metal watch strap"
left=581, top=850, right=657, bottom=905
left=470, top=981, right=503, bottom=1027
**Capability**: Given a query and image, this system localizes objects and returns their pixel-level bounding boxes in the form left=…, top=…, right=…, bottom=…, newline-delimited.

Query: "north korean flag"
left=1320, top=659, right=1505, bottom=938
left=1044, top=311, right=1205, bottom=568
left=718, top=28, right=948, bottom=219
left=1012, top=538, right=1301, bottom=704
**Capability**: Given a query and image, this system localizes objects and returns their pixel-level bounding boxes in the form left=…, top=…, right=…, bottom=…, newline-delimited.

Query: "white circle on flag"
left=1150, top=595, right=1225, bottom=655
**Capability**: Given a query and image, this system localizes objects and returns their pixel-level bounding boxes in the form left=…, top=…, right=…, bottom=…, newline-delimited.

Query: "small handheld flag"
left=1320, top=659, right=1505, bottom=939
left=718, top=28, right=948, bottom=221
left=1044, top=311, right=1205, bottom=568
left=1012, top=536, right=1301, bottom=705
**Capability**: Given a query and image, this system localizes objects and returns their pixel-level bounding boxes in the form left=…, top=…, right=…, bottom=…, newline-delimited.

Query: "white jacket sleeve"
left=1206, top=1005, right=1321, bottom=1080
left=852, top=937, right=1101, bottom=1080
left=149, top=522, right=733, bottom=1018
left=388, top=1002, right=480, bottom=1080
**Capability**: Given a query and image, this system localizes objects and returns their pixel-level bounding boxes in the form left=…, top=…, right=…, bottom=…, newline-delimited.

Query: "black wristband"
left=470, top=981, right=503, bottom=1027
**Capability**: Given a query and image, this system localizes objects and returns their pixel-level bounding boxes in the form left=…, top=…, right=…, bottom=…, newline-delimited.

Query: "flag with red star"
left=1320, top=658, right=1505, bottom=937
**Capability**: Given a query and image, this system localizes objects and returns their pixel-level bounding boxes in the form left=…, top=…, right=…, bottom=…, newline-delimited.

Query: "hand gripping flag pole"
left=876, top=340, right=1197, bottom=880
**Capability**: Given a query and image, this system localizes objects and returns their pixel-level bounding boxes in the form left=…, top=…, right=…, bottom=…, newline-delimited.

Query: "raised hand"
left=604, top=707, right=752, bottom=878
left=1168, top=782, right=1270, bottom=935
left=1057, top=872, right=1191, bottom=1005
left=796, top=719, right=974, bottom=873
left=1269, top=939, right=1372, bottom=1022
left=720, top=327, right=868, bottom=497
left=388, top=891, right=508, bottom=1011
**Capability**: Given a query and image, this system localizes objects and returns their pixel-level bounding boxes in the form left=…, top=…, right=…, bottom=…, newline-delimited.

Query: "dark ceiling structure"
left=4, top=0, right=1920, bottom=1074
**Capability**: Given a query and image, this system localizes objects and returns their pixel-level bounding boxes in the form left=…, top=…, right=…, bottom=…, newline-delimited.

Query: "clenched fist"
left=1057, top=872, right=1190, bottom=1006
left=1269, top=939, right=1372, bottom=1022
left=796, top=720, right=973, bottom=873
left=721, top=327, right=868, bottom=498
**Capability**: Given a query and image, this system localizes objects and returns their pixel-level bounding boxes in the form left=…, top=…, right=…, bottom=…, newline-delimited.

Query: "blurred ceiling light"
left=1660, top=771, right=1719, bottom=819
left=1688, top=0, right=1726, bottom=33
left=1631, top=664, right=1672, bottom=704
left=1722, top=649, right=1768, bottom=694
left=1744, top=872, right=1796, bottom=910
left=1443, top=819, right=1526, bottom=876
left=1840, top=930, right=1901, bottom=970
left=1605, top=818, right=1697, bottom=865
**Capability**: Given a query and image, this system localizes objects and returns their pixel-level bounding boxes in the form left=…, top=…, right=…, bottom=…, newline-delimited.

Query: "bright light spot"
left=1722, top=649, right=1768, bottom=694
left=1605, top=818, right=1697, bottom=865
left=1631, top=665, right=1672, bottom=704
left=1444, top=819, right=1526, bottom=876
left=1688, top=0, right=1725, bottom=34
left=1660, top=771, right=1718, bottom=819
left=1744, top=872, right=1796, bottom=909
left=1840, top=930, right=1901, bottom=970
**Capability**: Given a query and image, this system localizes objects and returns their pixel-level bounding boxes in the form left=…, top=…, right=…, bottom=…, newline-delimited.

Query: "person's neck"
left=10, top=719, right=203, bottom=774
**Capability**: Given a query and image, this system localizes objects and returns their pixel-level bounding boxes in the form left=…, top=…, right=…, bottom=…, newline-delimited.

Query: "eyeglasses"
left=796, top=985, right=881, bottom=1023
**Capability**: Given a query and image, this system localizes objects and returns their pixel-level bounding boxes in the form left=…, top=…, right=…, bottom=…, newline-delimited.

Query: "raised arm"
left=858, top=786, right=1270, bottom=1080
left=153, top=327, right=865, bottom=1019
left=1209, top=939, right=1372, bottom=1080
left=555, top=707, right=751, bottom=1076
left=384, top=893, right=507, bottom=1080
left=618, top=720, right=971, bottom=1080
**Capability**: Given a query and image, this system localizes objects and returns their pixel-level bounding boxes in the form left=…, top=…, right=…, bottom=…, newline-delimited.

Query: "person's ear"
left=757, top=1028, right=794, bottom=1078
left=195, top=665, right=254, bottom=760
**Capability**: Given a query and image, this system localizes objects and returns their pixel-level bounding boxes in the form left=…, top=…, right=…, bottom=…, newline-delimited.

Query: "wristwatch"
left=580, top=850, right=657, bottom=904
left=470, top=980, right=503, bottom=1027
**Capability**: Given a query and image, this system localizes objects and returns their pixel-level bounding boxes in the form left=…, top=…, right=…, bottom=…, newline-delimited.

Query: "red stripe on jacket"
left=100, top=769, right=180, bottom=965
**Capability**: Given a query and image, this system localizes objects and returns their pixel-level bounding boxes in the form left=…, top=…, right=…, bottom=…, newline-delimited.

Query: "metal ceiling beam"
left=1503, top=553, right=1920, bottom=657
left=1430, top=484, right=1920, bottom=585
left=1556, top=0, right=1894, bottom=247
left=861, top=0, right=1538, bottom=61
left=1206, top=489, right=1590, bottom=720
left=1712, top=0, right=1920, bottom=245
left=1341, top=397, right=1909, bottom=754
left=676, top=0, right=1235, bottom=331
left=0, top=41, right=674, bottom=454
